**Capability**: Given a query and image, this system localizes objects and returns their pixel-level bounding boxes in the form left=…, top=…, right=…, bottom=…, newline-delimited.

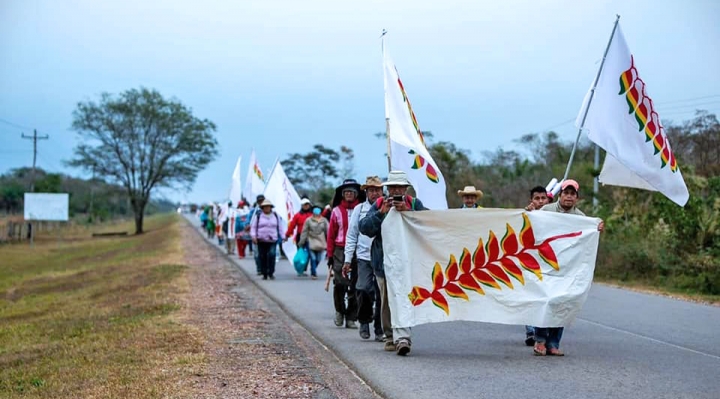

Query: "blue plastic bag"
left=293, top=246, right=309, bottom=274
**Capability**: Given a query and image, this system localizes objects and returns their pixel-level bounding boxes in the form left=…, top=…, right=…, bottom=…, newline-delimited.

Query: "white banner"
left=229, top=156, right=242, bottom=205
left=383, top=43, right=448, bottom=210
left=382, top=209, right=600, bottom=328
left=262, top=160, right=301, bottom=262
left=578, top=23, right=689, bottom=206
left=24, top=193, right=69, bottom=221
left=244, top=149, right=266, bottom=204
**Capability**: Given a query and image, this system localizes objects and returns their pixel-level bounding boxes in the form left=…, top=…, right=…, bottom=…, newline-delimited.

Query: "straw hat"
left=361, top=176, right=383, bottom=190
left=382, top=171, right=411, bottom=187
left=457, top=185, right=484, bottom=198
left=260, top=199, right=274, bottom=208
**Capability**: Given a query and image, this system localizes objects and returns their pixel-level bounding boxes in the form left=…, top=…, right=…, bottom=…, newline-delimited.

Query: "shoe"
left=383, top=340, right=396, bottom=352
left=374, top=334, right=385, bottom=342
left=547, top=348, right=565, bottom=356
left=262, top=275, right=268, bottom=280
left=345, top=320, right=358, bottom=329
left=396, top=339, right=411, bottom=356
left=359, top=323, right=370, bottom=339
left=334, top=312, right=344, bottom=327
left=533, top=342, right=547, bottom=356
left=311, top=275, right=318, bottom=280
left=256, top=272, right=263, bottom=276
left=525, top=334, right=535, bottom=346
left=269, top=275, right=275, bottom=280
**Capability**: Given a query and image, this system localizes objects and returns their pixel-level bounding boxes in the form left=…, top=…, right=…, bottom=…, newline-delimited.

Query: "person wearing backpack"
left=298, top=205, right=328, bottom=280
left=250, top=199, right=286, bottom=280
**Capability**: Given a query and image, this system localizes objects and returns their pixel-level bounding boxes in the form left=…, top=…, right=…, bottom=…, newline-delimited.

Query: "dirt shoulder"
left=180, top=220, right=379, bottom=398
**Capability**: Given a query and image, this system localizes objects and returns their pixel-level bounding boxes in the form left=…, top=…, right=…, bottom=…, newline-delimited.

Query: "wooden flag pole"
left=563, top=14, right=621, bottom=182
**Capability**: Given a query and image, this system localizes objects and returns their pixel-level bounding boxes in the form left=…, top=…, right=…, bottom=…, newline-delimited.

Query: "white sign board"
left=24, top=193, right=70, bottom=221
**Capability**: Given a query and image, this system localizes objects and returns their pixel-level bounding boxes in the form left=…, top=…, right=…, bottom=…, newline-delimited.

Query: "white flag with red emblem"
left=383, top=43, right=448, bottom=209
left=577, top=23, right=689, bottom=206
left=244, top=149, right=266, bottom=204
left=262, top=160, right=300, bottom=261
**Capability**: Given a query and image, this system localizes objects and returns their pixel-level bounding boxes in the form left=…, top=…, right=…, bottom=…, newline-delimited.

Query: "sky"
left=1, top=0, right=719, bottom=204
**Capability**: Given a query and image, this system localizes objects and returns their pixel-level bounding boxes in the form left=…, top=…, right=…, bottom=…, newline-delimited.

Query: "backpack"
left=255, top=211, right=282, bottom=242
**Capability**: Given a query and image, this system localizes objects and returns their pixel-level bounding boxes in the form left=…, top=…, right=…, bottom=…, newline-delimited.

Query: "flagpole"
left=562, top=14, right=621, bottom=182
left=382, top=29, right=392, bottom=173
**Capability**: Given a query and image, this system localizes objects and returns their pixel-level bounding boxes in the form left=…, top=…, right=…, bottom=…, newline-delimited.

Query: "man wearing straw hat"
left=359, top=170, right=428, bottom=356
left=342, top=176, right=385, bottom=342
left=457, top=185, right=483, bottom=209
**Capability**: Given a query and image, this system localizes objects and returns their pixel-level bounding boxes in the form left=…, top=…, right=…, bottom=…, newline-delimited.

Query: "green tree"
left=68, top=87, right=218, bottom=234
left=283, top=144, right=355, bottom=203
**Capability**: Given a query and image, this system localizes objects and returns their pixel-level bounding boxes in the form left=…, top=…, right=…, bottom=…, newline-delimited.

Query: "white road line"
left=578, top=317, right=720, bottom=361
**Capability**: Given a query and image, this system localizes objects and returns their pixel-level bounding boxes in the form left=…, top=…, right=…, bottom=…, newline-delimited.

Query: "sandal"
left=533, top=342, right=546, bottom=356
left=547, top=348, right=565, bottom=356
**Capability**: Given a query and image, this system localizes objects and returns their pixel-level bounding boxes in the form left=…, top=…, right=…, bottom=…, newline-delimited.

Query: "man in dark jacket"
left=359, top=171, right=427, bottom=356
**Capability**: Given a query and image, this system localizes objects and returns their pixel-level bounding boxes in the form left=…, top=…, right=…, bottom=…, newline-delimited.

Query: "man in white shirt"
left=342, top=176, right=384, bottom=341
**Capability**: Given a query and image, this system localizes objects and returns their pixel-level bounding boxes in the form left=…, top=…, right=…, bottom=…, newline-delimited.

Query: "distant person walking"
left=298, top=205, right=328, bottom=279
left=250, top=199, right=285, bottom=280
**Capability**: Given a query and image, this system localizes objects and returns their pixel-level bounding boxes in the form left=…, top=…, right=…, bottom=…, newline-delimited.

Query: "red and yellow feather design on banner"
left=618, top=56, right=678, bottom=172
left=408, top=213, right=582, bottom=315
left=395, top=68, right=439, bottom=184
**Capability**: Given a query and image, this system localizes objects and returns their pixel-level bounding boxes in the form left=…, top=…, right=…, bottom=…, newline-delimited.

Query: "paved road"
left=187, top=216, right=720, bottom=399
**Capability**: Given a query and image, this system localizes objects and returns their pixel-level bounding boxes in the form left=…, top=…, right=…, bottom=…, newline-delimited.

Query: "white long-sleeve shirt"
left=344, top=200, right=374, bottom=263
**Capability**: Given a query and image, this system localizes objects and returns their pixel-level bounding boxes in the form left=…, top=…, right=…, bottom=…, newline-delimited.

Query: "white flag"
left=383, top=209, right=600, bottom=328
left=244, top=149, right=266, bottom=204
left=262, top=160, right=301, bottom=262
left=578, top=23, right=689, bottom=206
left=227, top=208, right=237, bottom=239
left=228, top=156, right=243, bottom=205
left=383, top=44, right=448, bottom=209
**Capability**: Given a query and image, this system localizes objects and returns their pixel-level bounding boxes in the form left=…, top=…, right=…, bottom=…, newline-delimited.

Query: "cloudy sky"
left=1, top=0, right=718, bottom=203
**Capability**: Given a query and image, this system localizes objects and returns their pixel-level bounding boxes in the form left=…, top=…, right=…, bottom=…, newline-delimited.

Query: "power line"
left=655, top=94, right=720, bottom=105
left=0, top=117, right=33, bottom=131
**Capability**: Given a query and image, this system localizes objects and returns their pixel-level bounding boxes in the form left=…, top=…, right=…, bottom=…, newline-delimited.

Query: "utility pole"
left=21, top=129, right=49, bottom=192
left=21, top=129, right=49, bottom=244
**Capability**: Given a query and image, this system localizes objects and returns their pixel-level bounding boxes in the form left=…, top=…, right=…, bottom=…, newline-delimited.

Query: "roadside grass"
left=0, top=214, right=203, bottom=398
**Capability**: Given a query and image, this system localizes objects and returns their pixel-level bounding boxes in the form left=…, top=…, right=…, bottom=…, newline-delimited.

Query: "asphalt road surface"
left=188, top=216, right=720, bottom=399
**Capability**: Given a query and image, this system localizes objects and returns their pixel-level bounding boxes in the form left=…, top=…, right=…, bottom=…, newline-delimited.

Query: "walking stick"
left=324, top=269, right=333, bottom=292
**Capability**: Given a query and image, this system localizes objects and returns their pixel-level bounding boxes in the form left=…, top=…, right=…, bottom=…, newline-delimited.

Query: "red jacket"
left=286, top=211, right=313, bottom=242
left=327, top=199, right=359, bottom=255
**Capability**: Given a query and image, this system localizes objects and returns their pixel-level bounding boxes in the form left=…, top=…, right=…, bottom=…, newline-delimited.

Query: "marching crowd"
left=199, top=170, right=603, bottom=358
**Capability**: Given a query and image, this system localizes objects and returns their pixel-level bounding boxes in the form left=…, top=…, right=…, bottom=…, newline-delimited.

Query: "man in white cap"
left=457, top=185, right=483, bottom=208
left=531, top=178, right=604, bottom=356
left=359, top=170, right=428, bottom=356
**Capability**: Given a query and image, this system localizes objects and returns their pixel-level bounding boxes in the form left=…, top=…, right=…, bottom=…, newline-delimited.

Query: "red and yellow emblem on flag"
left=396, top=70, right=438, bottom=184
left=619, top=56, right=678, bottom=172
left=253, top=163, right=264, bottom=181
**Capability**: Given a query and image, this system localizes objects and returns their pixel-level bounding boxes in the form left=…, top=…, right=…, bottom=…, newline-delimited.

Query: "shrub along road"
left=188, top=214, right=720, bottom=399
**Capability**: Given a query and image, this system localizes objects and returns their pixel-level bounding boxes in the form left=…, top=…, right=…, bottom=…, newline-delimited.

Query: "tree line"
left=283, top=111, right=720, bottom=295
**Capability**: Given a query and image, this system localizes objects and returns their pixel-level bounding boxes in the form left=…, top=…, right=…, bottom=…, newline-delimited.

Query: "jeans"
left=308, top=249, right=323, bottom=277
left=534, top=327, right=564, bottom=349
left=525, top=325, right=535, bottom=336
left=257, top=241, right=277, bottom=278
